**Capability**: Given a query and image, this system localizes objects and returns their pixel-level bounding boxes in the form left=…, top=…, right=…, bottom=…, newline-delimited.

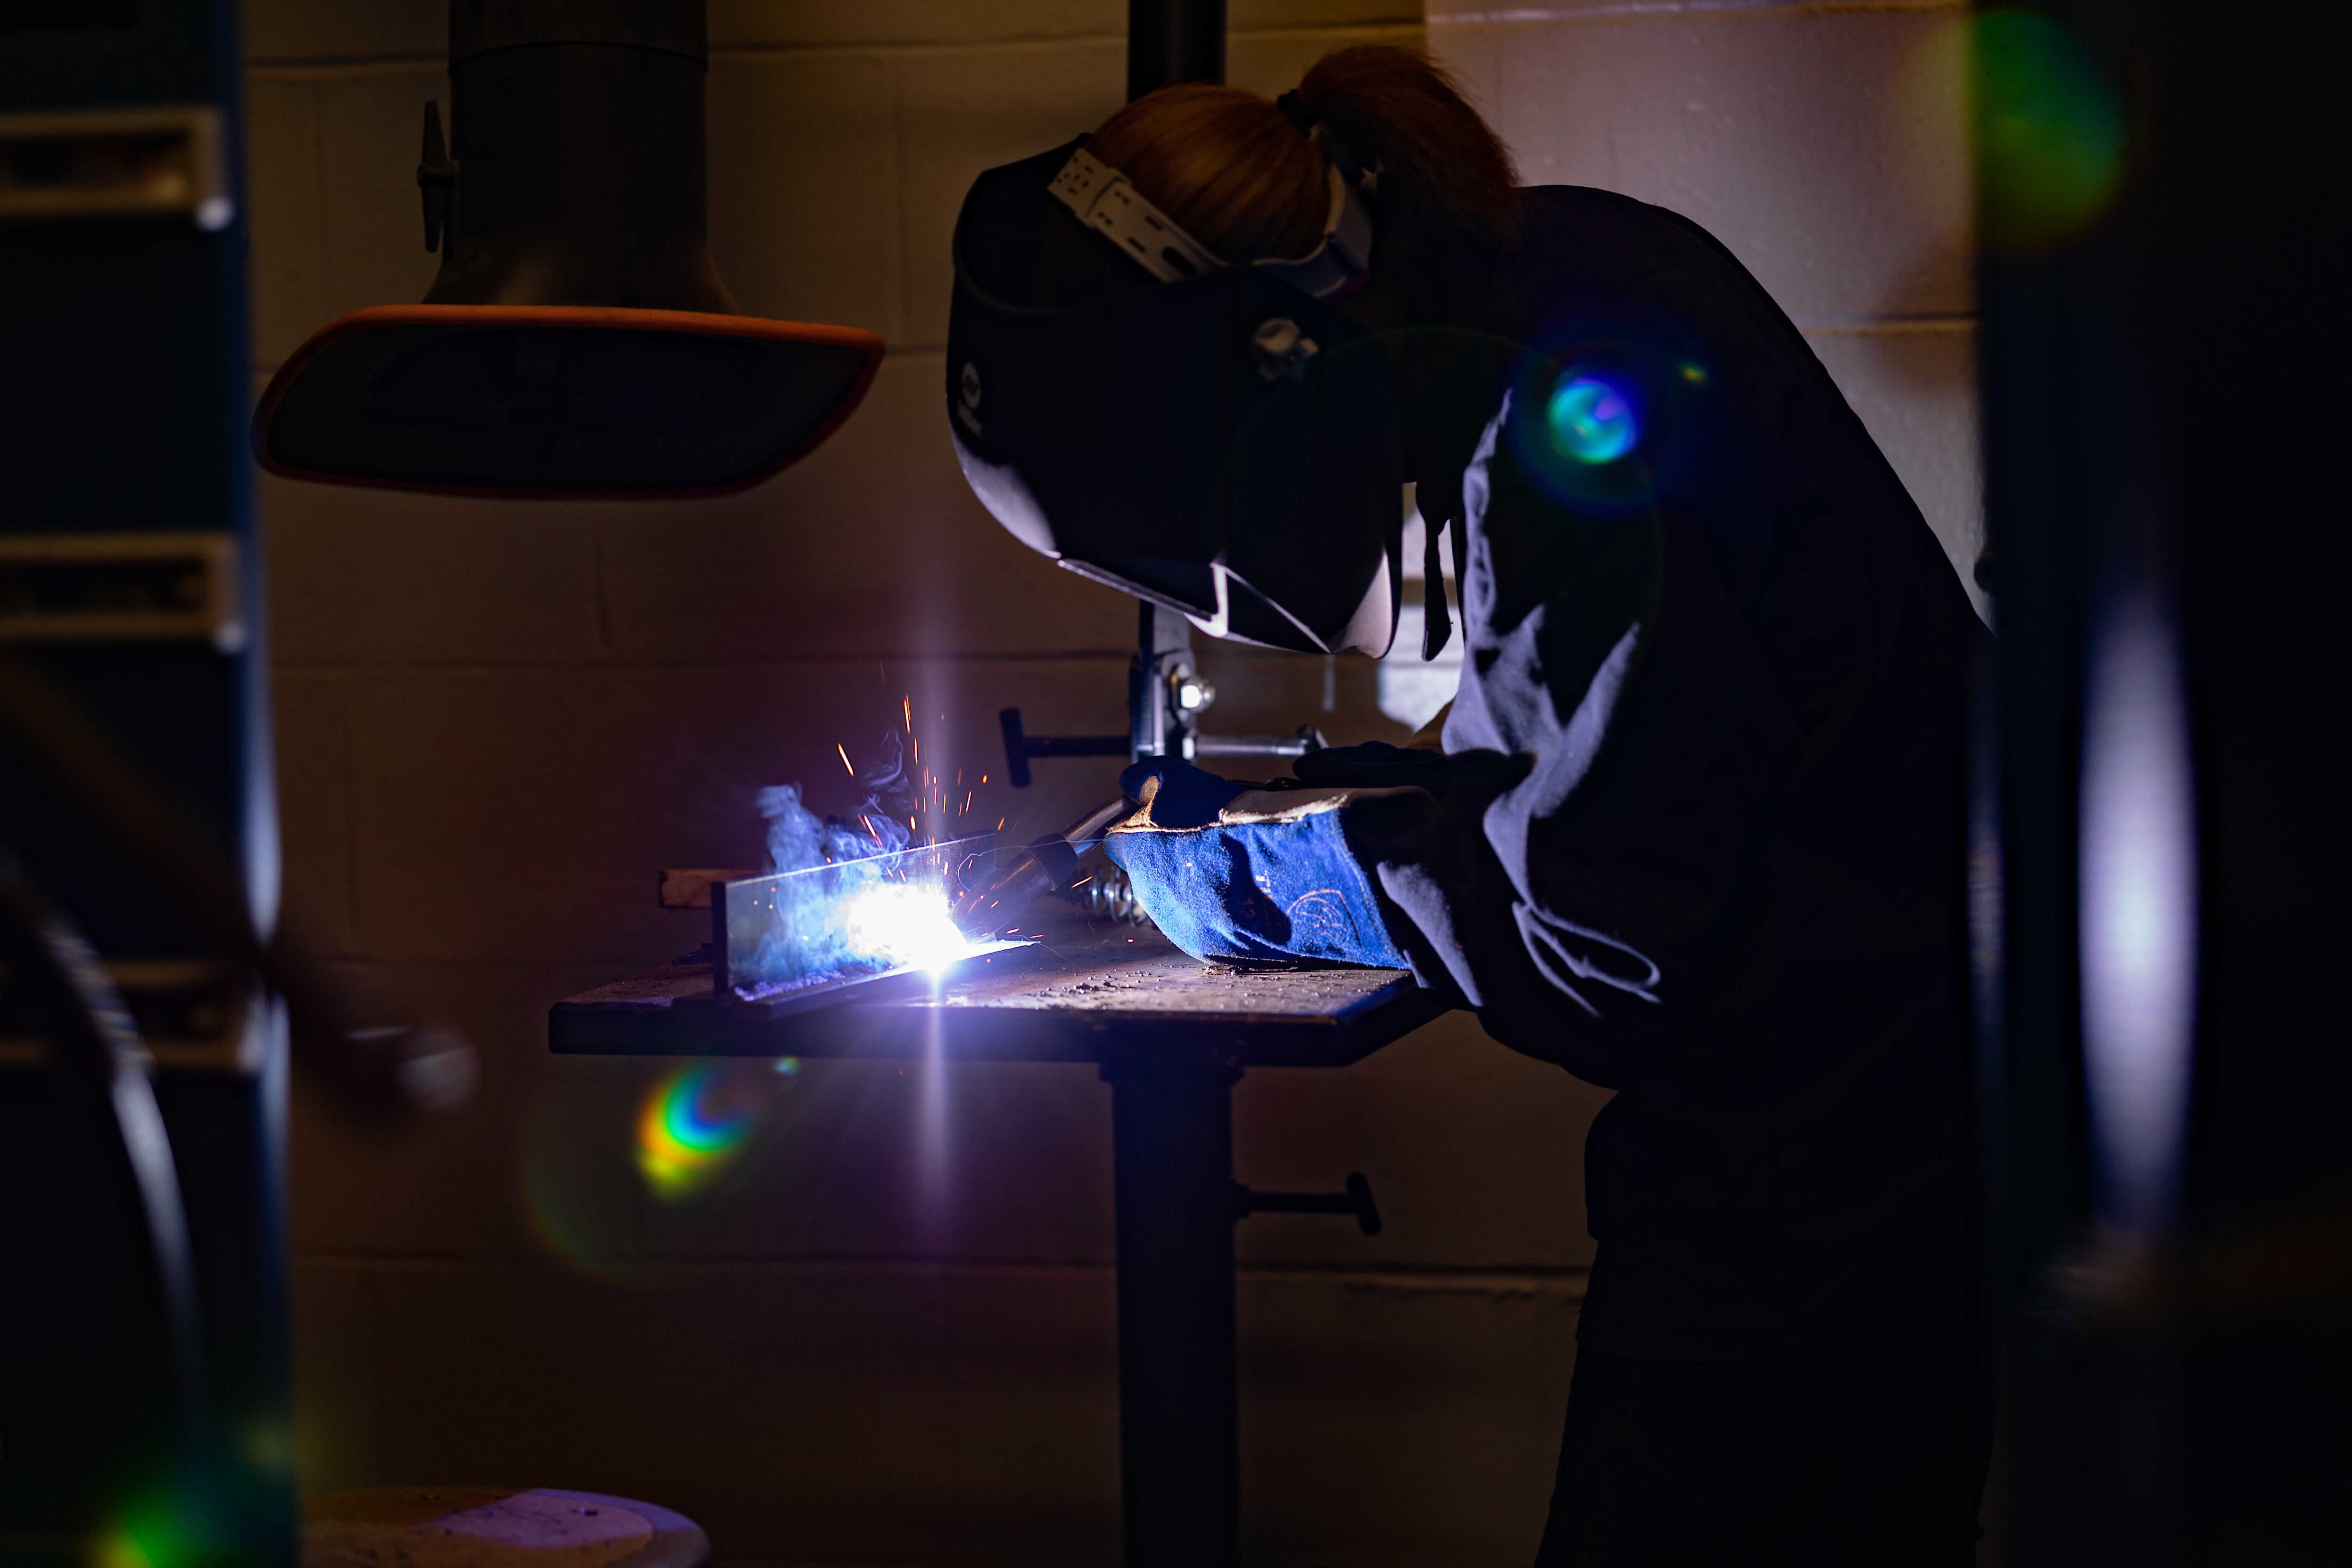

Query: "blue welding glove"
left=1104, top=757, right=1438, bottom=967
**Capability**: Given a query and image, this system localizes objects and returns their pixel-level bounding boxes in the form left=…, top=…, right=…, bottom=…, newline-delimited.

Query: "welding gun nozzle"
left=951, top=796, right=1130, bottom=940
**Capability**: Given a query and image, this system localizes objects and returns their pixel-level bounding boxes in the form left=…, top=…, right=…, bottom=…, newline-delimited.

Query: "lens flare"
left=95, top=1483, right=216, bottom=1568
left=1973, top=9, right=2125, bottom=255
left=840, top=881, right=969, bottom=972
left=1546, top=374, right=1638, bottom=464
left=636, top=1065, right=755, bottom=1198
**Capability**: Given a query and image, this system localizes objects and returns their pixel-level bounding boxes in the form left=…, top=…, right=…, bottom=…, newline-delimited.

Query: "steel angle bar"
left=709, top=836, right=1031, bottom=1010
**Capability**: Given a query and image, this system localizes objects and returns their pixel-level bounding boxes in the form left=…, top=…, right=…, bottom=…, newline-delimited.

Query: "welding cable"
left=950, top=796, right=1133, bottom=939
left=0, top=652, right=475, bottom=1125
left=0, top=852, right=208, bottom=1453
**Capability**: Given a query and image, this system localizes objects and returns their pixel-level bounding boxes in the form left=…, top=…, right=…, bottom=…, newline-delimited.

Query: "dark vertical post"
left=1129, top=601, right=1199, bottom=763
left=1124, top=0, right=1216, bottom=771
left=1111, top=10, right=1239, bottom=1567
left=1127, top=0, right=1226, bottom=101
left=1102, top=1060, right=1243, bottom=1568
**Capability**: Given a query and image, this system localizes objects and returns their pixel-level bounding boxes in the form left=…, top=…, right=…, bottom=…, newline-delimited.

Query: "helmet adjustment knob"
left=1253, top=318, right=1319, bottom=382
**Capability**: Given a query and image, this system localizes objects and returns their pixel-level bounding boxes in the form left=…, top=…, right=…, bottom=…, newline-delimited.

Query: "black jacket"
left=1375, top=186, right=1986, bottom=1358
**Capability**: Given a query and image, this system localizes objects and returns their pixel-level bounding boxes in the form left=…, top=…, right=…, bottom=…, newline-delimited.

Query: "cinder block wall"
left=248, top=2, right=1976, bottom=1566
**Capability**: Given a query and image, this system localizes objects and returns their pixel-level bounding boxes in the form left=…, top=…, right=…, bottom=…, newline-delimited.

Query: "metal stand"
left=553, top=918, right=1439, bottom=1567
left=1103, top=1060, right=1244, bottom=1567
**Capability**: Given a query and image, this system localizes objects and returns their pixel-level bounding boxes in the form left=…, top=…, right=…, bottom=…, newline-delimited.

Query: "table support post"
left=1102, top=1059, right=1242, bottom=1568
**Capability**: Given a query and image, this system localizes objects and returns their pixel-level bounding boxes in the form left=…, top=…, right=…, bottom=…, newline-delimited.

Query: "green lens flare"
left=636, top=1065, right=753, bottom=1197
left=95, top=1484, right=216, bottom=1568
left=1974, top=9, right=2126, bottom=255
left=1546, top=375, right=1637, bottom=464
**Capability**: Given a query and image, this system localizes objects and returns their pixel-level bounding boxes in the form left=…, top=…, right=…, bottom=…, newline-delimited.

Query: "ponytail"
left=1084, top=44, right=1521, bottom=269
left=1294, top=45, right=1521, bottom=247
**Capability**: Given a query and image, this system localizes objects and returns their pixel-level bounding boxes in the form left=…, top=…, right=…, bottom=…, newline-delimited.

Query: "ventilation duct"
left=253, top=0, right=881, bottom=499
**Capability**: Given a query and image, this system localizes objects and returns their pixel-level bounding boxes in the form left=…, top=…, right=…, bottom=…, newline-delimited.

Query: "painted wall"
left=249, top=2, right=1976, bottom=1565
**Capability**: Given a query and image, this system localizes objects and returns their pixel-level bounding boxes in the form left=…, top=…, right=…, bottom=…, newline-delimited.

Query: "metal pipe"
left=429, top=0, right=733, bottom=310
left=1103, top=1059, right=1243, bottom=1567
left=1127, top=0, right=1225, bottom=99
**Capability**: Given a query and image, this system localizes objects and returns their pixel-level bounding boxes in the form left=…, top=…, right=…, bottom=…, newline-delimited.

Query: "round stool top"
left=302, top=1487, right=709, bottom=1568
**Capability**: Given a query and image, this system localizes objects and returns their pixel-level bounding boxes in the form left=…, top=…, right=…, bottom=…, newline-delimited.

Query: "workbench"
left=549, top=915, right=1450, bottom=1568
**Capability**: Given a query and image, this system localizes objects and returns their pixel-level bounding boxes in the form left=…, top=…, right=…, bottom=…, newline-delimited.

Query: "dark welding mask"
left=945, top=136, right=1403, bottom=655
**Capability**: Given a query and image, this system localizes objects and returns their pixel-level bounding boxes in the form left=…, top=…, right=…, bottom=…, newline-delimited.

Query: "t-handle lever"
left=1235, top=1171, right=1383, bottom=1236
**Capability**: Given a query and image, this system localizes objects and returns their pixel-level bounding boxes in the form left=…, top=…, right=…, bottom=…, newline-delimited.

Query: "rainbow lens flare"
left=1973, top=9, right=2125, bottom=255
left=636, top=1065, right=755, bottom=1198
left=1546, top=374, right=1638, bottom=464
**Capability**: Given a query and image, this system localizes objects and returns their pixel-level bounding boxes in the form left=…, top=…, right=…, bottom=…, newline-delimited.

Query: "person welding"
left=944, top=45, right=1990, bottom=1566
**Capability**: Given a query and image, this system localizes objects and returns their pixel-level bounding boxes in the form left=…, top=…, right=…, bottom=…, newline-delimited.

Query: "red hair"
left=1087, top=44, right=1522, bottom=264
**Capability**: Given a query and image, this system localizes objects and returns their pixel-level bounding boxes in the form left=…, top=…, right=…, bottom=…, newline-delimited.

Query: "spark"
left=980, top=774, right=988, bottom=784
left=837, top=743, right=855, bottom=776
left=903, top=696, right=912, bottom=733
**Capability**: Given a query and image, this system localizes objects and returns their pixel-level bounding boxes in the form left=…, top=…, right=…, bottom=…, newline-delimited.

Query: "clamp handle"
left=1236, top=1171, right=1382, bottom=1237
left=999, top=707, right=1128, bottom=789
left=999, top=707, right=1329, bottom=788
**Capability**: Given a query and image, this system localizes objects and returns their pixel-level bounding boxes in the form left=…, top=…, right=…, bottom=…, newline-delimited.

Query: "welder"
left=945, top=45, right=1989, bottom=1566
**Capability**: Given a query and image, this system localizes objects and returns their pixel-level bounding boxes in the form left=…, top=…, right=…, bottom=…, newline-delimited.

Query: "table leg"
left=1102, top=1060, right=1242, bottom=1568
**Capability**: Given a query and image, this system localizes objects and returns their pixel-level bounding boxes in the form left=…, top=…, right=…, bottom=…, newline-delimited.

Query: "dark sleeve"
left=1372, top=386, right=1803, bottom=1086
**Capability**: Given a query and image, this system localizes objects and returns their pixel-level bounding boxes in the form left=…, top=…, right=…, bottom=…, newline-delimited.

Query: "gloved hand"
left=1289, top=739, right=1453, bottom=793
left=1104, top=757, right=1439, bottom=967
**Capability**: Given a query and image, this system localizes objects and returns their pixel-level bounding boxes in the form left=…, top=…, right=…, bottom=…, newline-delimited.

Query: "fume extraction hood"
left=253, top=0, right=882, bottom=500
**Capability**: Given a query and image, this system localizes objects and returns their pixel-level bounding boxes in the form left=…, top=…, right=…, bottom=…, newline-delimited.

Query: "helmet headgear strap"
left=1050, top=96, right=1376, bottom=301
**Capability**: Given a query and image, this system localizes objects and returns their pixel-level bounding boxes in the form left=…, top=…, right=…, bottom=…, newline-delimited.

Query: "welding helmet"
left=945, top=135, right=1403, bottom=655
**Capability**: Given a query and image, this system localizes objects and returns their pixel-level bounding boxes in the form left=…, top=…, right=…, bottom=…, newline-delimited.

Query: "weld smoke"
left=737, top=731, right=927, bottom=995
left=758, top=727, right=921, bottom=873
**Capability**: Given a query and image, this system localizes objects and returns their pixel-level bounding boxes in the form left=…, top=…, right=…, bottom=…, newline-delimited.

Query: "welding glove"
left=1103, top=757, right=1438, bottom=967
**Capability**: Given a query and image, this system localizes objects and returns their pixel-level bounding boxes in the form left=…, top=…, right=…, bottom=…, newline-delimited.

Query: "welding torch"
left=952, top=796, right=1133, bottom=940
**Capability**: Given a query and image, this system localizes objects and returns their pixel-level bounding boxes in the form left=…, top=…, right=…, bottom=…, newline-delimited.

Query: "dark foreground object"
left=549, top=916, right=1448, bottom=1568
